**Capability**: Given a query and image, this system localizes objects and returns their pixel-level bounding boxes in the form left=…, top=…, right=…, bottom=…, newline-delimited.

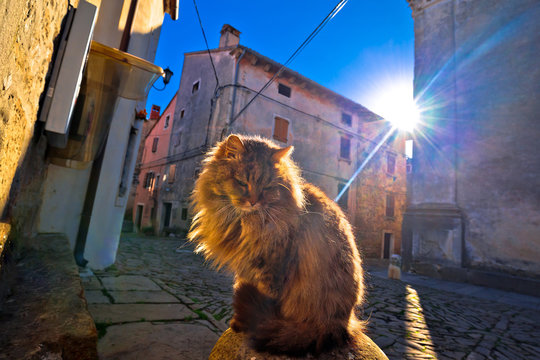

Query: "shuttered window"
left=387, top=153, right=396, bottom=174
left=152, top=137, right=159, bottom=152
left=386, top=193, right=395, bottom=217
left=273, top=117, right=289, bottom=143
left=340, top=136, right=350, bottom=159
left=168, top=165, right=176, bottom=183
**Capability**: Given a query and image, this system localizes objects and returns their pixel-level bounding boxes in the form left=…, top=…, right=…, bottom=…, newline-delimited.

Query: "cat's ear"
left=224, top=134, right=245, bottom=158
left=272, top=146, right=293, bottom=162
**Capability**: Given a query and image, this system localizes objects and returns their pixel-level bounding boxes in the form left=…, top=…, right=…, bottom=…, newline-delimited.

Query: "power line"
left=228, top=0, right=349, bottom=127
left=192, top=0, right=220, bottom=89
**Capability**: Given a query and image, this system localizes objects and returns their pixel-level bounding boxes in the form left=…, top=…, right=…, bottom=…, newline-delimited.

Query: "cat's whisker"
left=277, top=182, right=292, bottom=193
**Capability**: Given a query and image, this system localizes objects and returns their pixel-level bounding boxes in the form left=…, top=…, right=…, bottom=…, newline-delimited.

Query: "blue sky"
left=146, top=0, right=415, bottom=118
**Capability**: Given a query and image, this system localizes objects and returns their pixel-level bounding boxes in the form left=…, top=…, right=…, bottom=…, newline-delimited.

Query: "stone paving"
left=81, top=235, right=540, bottom=360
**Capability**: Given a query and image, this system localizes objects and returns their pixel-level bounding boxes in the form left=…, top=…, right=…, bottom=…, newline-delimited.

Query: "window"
left=192, top=80, right=200, bottom=93
left=155, top=175, right=160, bottom=189
left=168, top=164, right=176, bottom=183
left=144, top=171, right=155, bottom=188
left=152, top=137, right=159, bottom=152
left=387, top=153, right=396, bottom=174
left=340, top=136, right=350, bottom=160
left=342, top=112, right=352, bottom=126
left=180, top=109, right=185, bottom=118
left=337, top=183, right=349, bottom=211
left=174, top=132, right=182, bottom=147
left=273, top=116, right=289, bottom=143
left=181, top=208, right=188, bottom=220
left=164, top=115, right=170, bottom=129
left=386, top=193, right=395, bottom=217
left=278, top=83, right=291, bottom=98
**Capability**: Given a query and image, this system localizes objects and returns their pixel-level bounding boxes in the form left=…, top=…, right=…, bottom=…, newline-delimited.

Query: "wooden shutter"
left=273, top=117, right=289, bottom=142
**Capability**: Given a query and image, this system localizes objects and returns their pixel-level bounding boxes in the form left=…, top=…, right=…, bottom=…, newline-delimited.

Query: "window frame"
left=385, top=193, right=395, bottom=218
left=341, top=112, right=352, bottom=127
left=164, top=115, right=170, bottom=129
left=278, top=83, right=291, bottom=98
left=340, top=136, right=351, bottom=160
left=273, top=116, right=290, bottom=143
left=386, top=153, right=396, bottom=175
left=192, top=80, right=200, bottom=94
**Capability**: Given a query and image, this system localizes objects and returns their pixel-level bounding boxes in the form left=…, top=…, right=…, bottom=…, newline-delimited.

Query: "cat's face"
left=211, top=135, right=293, bottom=213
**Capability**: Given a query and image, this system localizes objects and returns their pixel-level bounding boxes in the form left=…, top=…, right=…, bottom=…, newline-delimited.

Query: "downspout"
left=221, top=48, right=246, bottom=140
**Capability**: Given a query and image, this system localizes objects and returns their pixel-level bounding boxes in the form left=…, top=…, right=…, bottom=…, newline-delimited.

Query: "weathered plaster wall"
left=452, top=0, right=540, bottom=275
left=408, top=0, right=540, bottom=276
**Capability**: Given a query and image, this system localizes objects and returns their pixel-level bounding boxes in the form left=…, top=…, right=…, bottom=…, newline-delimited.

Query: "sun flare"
left=363, top=81, right=420, bottom=132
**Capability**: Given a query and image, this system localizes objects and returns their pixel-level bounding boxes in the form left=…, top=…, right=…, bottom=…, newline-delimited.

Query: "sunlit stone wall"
left=404, top=0, right=540, bottom=279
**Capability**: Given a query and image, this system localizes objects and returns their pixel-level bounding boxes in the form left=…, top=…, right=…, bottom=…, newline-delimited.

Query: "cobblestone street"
left=81, top=235, right=540, bottom=359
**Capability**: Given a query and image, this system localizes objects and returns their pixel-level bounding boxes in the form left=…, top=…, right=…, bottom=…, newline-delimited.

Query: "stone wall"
left=0, top=0, right=70, bottom=236
left=405, top=0, right=540, bottom=280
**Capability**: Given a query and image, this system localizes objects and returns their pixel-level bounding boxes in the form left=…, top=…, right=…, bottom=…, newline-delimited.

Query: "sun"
left=362, top=81, right=420, bottom=132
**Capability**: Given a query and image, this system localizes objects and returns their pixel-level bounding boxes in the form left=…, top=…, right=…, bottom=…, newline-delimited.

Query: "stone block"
left=98, top=322, right=219, bottom=360
left=101, top=275, right=161, bottom=291
left=209, top=328, right=389, bottom=360
left=88, top=303, right=193, bottom=323
left=0, top=234, right=98, bottom=359
left=108, top=290, right=179, bottom=304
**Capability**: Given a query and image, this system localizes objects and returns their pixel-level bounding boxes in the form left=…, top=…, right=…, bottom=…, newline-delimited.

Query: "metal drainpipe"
left=222, top=48, right=246, bottom=140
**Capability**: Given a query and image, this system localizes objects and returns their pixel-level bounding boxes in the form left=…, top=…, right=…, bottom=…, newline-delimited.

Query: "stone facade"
left=0, top=0, right=72, bottom=237
left=403, top=0, right=540, bottom=288
left=148, top=25, right=407, bottom=258
left=133, top=94, right=177, bottom=233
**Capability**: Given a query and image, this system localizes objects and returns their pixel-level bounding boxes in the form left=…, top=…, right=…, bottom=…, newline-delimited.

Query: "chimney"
left=219, top=24, right=241, bottom=48
left=149, top=104, right=160, bottom=120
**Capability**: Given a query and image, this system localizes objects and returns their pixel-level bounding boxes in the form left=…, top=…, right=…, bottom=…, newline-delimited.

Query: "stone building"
left=0, top=0, right=179, bottom=355
left=133, top=94, right=177, bottom=232
left=403, top=0, right=540, bottom=295
left=144, top=25, right=408, bottom=258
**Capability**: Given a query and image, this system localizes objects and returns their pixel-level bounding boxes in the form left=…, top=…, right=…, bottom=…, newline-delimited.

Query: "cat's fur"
left=188, top=134, right=364, bottom=356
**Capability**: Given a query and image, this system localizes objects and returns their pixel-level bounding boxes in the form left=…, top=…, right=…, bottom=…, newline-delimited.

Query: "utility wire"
left=192, top=0, right=220, bottom=89
left=229, top=0, right=349, bottom=127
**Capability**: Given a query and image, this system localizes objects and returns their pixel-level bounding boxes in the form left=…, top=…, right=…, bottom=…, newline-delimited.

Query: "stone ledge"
left=411, top=262, right=540, bottom=298
left=0, top=233, right=98, bottom=359
left=210, top=328, right=389, bottom=360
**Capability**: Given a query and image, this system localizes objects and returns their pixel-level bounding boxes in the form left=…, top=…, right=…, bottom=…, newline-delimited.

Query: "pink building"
left=133, top=94, right=177, bottom=233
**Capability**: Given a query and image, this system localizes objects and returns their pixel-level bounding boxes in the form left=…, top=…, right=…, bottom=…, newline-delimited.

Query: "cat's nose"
left=249, top=193, right=258, bottom=206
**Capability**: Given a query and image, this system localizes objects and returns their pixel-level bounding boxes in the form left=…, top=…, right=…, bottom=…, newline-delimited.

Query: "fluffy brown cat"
left=188, top=134, right=364, bottom=356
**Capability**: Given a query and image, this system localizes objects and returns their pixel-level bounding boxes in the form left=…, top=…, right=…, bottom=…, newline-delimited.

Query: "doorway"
left=135, top=205, right=143, bottom=231
left=383, top=232, right=393, bottom=259
left=162, top=202, right=172, bottom=229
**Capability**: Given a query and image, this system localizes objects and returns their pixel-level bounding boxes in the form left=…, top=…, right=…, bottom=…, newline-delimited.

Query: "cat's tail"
left=232, top=283, right=360, bottom=356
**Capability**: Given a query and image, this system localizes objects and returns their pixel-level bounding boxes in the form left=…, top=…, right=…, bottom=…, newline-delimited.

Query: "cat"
left=188, top=134, right=364, bottom=356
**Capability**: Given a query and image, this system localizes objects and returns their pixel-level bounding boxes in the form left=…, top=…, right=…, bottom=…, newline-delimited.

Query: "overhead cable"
left=192, top=0, right=220, bottom=89
left=229, top=0, right=349, bottom=126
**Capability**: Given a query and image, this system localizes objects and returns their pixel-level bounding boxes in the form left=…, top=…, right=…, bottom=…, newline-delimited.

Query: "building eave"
left=164, top=0, right=179, bottom=20
left=232, top=45, right=382, bottom=121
